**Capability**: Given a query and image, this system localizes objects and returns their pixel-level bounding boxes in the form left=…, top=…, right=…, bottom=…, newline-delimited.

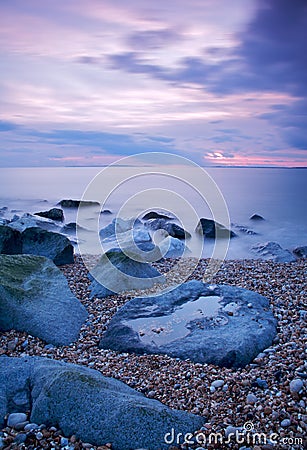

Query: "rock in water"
left=89, top=248, right=165, bottom=298
left=34, top=208, right=64, bottom=222
left=0, top=255, right=87, bottom=345
left=293, top=246, right=307, bottom=258
left=146, top=219, right=191, bottom=239
left=99, top=280, right=277, bottom=368
left=8, top=213, right=59, bottom=232
left=58, top=199, right=100, bottom=208
left=251, top=241, right=296, bottom=263
left=195, top=218, right=236, bottom=239
left=0, top=356, right=204, bottom=449
left=21, top=227, right=74, bottom=265
left=0, top=225, right=22, bottom=254
left=250, top=214, right=265, bottom=221
left=158, top=236, right=189, bottom=258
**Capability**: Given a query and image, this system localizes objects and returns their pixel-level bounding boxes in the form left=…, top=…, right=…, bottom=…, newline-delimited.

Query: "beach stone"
left=246, top=393, right=258, bottom=404
left=58, top=199, right=100, bottom=208
left=34, top=208, right=64, bottom=222
left=0, top=356, right=204, bottom=449
left=8, top=213, right=59, bottom=232
left=21, top=227, right=74, bottom=265
left=250, top=214, right=265, bottom=221
left=293, top=246, right=307, bottom=258
left=158, top=236, right=189, bottom=258
left=89, top=248, right=165, bottom=298
left=280, top=419, right=291, bottom=428
left=7, top=413, right=27, bottom=427
left=99, top=280, right=277, bottom=368
left=211, top=380, right=224, bottom=388
left=195, top=218, right=236, bottom=239
left=0, top=255, right=87, bottom=345
left=0, top=225, right=22, bottom=254
left=146, top=219, right=191, bottom=239
left=251, top=241, right=296, bottom=263
left=289, top=379, right=304, bottom=394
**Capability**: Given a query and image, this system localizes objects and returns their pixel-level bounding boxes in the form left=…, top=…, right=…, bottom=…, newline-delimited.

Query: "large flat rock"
left=0, top=255, right=87, bottom=345
left=0, top=356, right=204, bottom=449
left=100, top=280, right=277, bottom=368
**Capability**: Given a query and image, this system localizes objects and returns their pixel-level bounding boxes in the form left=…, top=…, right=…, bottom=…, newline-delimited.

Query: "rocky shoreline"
left=1, top=256, right=306, bottom=449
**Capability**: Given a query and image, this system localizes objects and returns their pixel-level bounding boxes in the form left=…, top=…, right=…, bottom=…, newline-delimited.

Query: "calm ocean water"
left=0, top=166, right=306, bottom=259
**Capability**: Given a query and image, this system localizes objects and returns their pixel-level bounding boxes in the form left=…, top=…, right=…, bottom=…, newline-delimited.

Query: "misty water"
left=0, top=166, right=306, bottom=259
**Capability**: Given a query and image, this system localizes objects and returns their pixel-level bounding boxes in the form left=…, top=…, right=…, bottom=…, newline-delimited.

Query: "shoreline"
left=1, top=256, right=306, bottom=449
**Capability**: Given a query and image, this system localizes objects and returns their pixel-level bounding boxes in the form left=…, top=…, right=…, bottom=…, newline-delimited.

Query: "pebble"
left=211, top=379, right=224, bottom=388
left=280, top=418, right=291, bottom=427
left=289, top=378, right=304, bottom=394
left=61, top=436, right=69, bottom=446
left=24, top=422, right=39, bottom=431
left=246, top=393, right=258, bottom=404
left=7, top=413, right=27, bottom=427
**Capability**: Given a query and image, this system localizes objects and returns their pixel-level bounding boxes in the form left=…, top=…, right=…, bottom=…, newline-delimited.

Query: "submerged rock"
left=99, top=280, right=277, bottom=368
left=195, top=218, right=236, bottom=239
left=251, top=241, right=296, bottom=263
left=293, top=246, right=307, bottom=258
left=250, top=214, right=265, bottom=221
left=0, top=356, right=204, bottom=449
left=22, top=227, right=74, bottom=265
left=89, top=247, right=165, bottom=298
left=34, top=208, right=64, bottom=222
left=0, top=255, right=87, bottom=345
left=58, top=199, right=100, bottom=208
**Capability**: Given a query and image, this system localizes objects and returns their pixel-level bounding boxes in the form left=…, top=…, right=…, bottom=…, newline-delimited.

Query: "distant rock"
left=61, top=222, right=87, bottom=234
left=0, top=356, right=204, bottom=449
left=8, top=213, right=59, bottom=232
left=100, top=209, right=112, bottom=215
left=250, top=214, right=265, bottom=221
left=35, top=208, right=64, bottom=222
left=195, top=218, right=236, bottom=239
left=100, top=280, right=277, bottom=368
left=58, top=199, right=100, bottom=208
left=0, top=255, right=87, bottom=345
left=89, top=247, right=165, bottom=298
left=251, top=241, right=296, bottom=263
left=142, top=211, right=175, bottom=221
left=22, top=227, right=74, bottom=265
left=146, top=219, right=191, bottom=240
left=231, top=223, right=258, bottom=236
left=0, top=225, right=22, bottom=254
left=293, top=246, right=307, bottom=258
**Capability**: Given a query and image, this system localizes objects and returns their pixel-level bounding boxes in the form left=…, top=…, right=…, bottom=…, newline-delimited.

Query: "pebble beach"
left=1, top=255, right=306, bottom=450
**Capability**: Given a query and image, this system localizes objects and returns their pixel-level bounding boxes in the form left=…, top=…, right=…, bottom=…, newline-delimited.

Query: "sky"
left=0, top=0, right=306, bottom=167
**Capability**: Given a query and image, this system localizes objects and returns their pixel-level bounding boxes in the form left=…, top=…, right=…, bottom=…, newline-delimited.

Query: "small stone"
left=211, top=379, right=224, bottom=388
left=7, top=338, right=19, bottom=351
left=36, top=431, right=43, bottom=440
left=264, top=406, right=272, bottom=415
left=7, top=412, right=27, bottom=427
left=289, top=378, right=304, bottom=394
left=61, top=437, right=69, bottom=446
left=255, top=378, right=268, bottom=389
left=14, top=421, right=29, bottom=431
left=280, top=419, right=291, bottom=428
left=147, top=390, right=155, bottom=398
left=24, top=423, right=39, bottom=431
left=14, top=434, right=27, bottom=445
left=246, top=393, right=258, bottom=404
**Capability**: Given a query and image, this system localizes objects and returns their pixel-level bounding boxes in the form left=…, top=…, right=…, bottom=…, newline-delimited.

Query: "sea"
left=0, top=166, right=306, bottom=260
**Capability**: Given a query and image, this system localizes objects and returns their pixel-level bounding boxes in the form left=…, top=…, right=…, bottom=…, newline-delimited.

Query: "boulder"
left=8, top=213, right=59, bottom=232
left=159, top=236, right=190, bottom=258
left=0, top=255, right=87, bottom=345
left=0, top=356, right=204, bottom=449
left=21, top=227, right=74, bottom=266
left=293, top=246, right=307, bottom=258
left=58, top=199, right=100, bottom=208
left=195, top=218, right=236, bottom=239
left=89, top=248, right=165, bottom=298
left=100, top=280, right=277, bottom=368
left=34, top=208, right=64, bottom=222
left=0, top=225, right=22, bottom=254
left=251, top=242, right=296, bottom=263
left=99, top=218, right=142, bottom=240
left=142, top=211, right=175, bottom=221
left=146, top=219, right=191, bottom=240
left=250, top=214, right=265, bottom=221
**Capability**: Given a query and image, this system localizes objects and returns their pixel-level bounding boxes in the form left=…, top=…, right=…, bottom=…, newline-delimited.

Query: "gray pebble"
left=246, top=393, right=258, bottom=404
left=61, top=437, right=69, bottom=446
left=36, top=431, right=43, bottom=440
left=14, top=434, right=27, bottom=444
left=211, top=379, right=224, bottom=388
left=147, top=390, right=155, bottom=398
left=280, top=419, right=291, bottom=428
left=289, top=378, right=304, bottom=394
left=24, top=423, right=39, bottom=431
left=7, top=412, right=27, bottom=427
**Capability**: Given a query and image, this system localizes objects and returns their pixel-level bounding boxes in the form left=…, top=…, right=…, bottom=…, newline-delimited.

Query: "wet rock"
left=8, top=213, right=59, bottom=232
left=195, top=218, right=236, bottom=239
left=146, top=219, right=191, bottom=240
left=99, top=280, right=277, bottom=368
left=0, top=225, right=22, bottom=254
left=293, top=246, right=307, bottom=258
left=0, top=255, right=87, bottom=346
left=21, top=227, right=74, bottom=265
left=34, top=208, right=64, bottom=222
left=251, top=241, right=296, bottom=263
left=58, top=199, right=100, bottom=208
left=0, top=356, right=204, bottom=449
left=99, top=218, right=142, bottom=240
left=158, top=236, right=189, bottom=258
